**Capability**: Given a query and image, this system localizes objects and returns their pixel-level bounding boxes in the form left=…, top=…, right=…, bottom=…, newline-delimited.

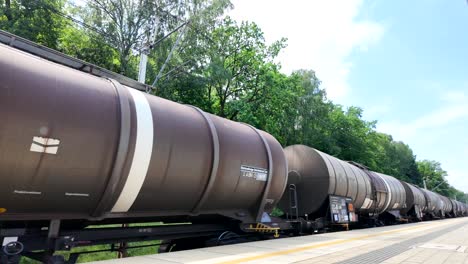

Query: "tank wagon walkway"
left=89, top=217, right=468, bottom=264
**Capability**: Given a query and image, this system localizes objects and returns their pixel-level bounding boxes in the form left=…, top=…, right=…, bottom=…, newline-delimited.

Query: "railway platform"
left=88, top=217, right=468, bottom=264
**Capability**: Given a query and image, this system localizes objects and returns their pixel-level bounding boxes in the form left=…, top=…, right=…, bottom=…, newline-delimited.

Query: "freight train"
left=277, top=145, right=467, bottom=228
left=0, top=31, right=467, bottom=264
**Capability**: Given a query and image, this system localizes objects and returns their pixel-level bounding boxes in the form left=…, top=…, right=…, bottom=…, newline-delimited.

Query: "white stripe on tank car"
left=111, top=87, right=154, bottom=213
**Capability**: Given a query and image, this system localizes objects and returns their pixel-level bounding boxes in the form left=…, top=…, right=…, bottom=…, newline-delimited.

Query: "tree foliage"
left=0, top=0, right=66, bottom=49
left=198, top=17, right=286, bottom=118
left=58, top=11, right=120, bottom=72
left=83, top=0, right=231, bottom=76
left=417, top=160, right=465, bottom=200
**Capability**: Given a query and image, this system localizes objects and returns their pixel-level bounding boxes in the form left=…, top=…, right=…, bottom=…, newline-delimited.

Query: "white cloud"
left=228, top=0, right=384, bottom=101
left=442, top=90, right=468, bottom=104
left=378, top=91, right=468, bottom=140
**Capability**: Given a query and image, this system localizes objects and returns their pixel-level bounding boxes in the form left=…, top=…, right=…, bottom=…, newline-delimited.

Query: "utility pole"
left=138, top=48, right=149, bottom=84
left=137, top=21, right=188, bottom=89
left=137, top=12, right=160, bottom=89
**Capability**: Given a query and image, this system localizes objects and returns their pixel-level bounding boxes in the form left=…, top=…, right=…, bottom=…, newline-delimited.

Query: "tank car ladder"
left=288, top=184, right=299, bottom=221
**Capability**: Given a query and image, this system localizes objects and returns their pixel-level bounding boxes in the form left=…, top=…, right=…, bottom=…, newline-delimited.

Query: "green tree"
left=83, top=0, right=232, bottom=77
left=365, top=132, right=421, bottom=184
left=289, top=69, right=334, bottom=149
left=200, top=17, right=286, bottom=118
left=58, top=19, right=120, bottom=72
left=232, top=66, right=303, bottom=145
left=417, top=160, right=451, bottom=196
left=147, top=0, right=232, bottom=85
left=83, top=0, right=159, bottom=75
left=326, top=106, right=376, bottom=164
left=155, top=16, right=286, bottom=120
left=0, top=0, right=66, bottom=49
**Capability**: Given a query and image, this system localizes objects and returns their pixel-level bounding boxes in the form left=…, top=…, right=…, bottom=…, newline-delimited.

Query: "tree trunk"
left=219, top=98, right=226, bottom=117
left=120, top=53, right=128, bottom=76
left=5, top=0, right=12, bottom=21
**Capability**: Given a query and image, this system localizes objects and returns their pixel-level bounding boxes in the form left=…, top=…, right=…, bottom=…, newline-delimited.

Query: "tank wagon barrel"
left=0, top=42, right=289, bottom=224
left=420, top=189, right=443, bottom=216
left=450, top=199, right=464, bottom=217
left=277, top=145, right=374, bottom=216
left=439, top=195, right=453, bottom=217
left=278, top=145, right=407, bottom=224
left=400, top=181, right=426, bottom=220
left=277, top=144, right=466, bottom=228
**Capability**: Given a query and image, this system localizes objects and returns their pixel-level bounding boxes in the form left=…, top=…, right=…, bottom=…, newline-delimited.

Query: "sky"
left=229, top=0, right=468, bottom=193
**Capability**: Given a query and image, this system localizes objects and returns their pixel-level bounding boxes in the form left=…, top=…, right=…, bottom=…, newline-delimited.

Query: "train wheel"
left=158, top=240, right=176, bottom=253
left=47, top=255, right=65, bottom=264
left=158, top=238, right=206, bottom=253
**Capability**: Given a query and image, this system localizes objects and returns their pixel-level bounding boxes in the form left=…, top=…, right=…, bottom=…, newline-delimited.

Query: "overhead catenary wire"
left=158, top=59, right=193, bottom=80
left=150, top=21, right=189, bottom=50
left=41, top=1, right=186, bottom=53
left=41, top=1, right=215, bottom=87
left=143, top=8, right=226, bottom=87
left=40, top=2, right=113, bottom=40
left=152, top=23, right=189, bottom=86
left=40, top=1, right=189, bottom=83
left=154, top=5, right=218, bottom=46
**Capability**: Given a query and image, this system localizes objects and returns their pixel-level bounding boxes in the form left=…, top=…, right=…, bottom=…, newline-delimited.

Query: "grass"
left=20, top=241, right=160, bottom=263
left=19, top=222, right=190, bottom=263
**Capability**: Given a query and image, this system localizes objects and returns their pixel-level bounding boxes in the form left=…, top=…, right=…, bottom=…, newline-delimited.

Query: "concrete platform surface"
left=87, top=217, right=468, bottom=264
